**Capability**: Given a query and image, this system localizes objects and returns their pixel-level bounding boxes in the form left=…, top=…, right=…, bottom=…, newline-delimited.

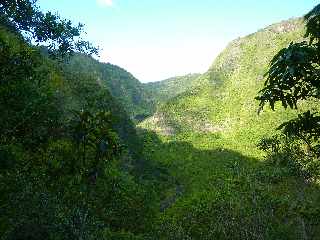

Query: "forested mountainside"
left=64, top=54, right=155, bottom=121
left=59, top=56, right=146, bottom=160
left=139, top=17, right=320, bottom=238
left=143, top=73, right=201, bottom=105
left=0, top=23, right=158, bottom=239
left=2, top=1, right=320, bottom=239
left=141, top=18, right=307, bottom=140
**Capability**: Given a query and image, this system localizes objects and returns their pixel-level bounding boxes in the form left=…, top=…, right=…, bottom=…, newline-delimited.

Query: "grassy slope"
left=139, top=18, right=320, bottom=238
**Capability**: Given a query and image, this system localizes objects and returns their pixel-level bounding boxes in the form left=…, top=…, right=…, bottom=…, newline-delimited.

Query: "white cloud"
left=97, top=0, right=113, bottom=7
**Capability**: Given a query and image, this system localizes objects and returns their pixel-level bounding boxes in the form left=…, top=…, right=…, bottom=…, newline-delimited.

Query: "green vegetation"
left=63, top=54, right=155, bottom=121
left=0, top=2, right=156, bottom=238
left=256, top=6, right=320, bottom=181
left=141, top=18, right=308, bottom=140
left=139, top=16, right=320, bottom=239
left=0, top=0, right=97, bottom=56
left=143, top=73, right=201, bottom=106
left=1, top=1, right=320, bottom=239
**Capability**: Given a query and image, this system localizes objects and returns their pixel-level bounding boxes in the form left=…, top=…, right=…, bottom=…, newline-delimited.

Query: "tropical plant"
left=256, top=4, right=320, bottom=178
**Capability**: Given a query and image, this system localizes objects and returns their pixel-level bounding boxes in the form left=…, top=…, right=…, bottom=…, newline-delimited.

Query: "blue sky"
left=38, top=0, right=318, bottom=82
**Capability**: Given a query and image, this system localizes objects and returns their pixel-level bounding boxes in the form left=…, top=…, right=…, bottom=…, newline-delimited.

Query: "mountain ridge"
left=137, top=16, right=320, bottom=238
left=143, top=73, right=201, bottom=106
left=64, top=54, right=155, bottom=121
left=140, top=18, right=307, bottom=145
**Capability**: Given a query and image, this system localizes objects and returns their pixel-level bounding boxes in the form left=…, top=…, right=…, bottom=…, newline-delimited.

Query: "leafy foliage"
left=0, top=25, right=61, bottom=148
left=256, top=4, right=320, bottom=182
left=278, top=111, right=320, bottom=154
left=0, top=0, right=97, bottom=56
left=0, top=7, right=155, bottom=239
left=70, top=110, right=123, bottom=178
left=256, top=42, right=319, bottom=111
left=305, top=4, right=320, bottom=44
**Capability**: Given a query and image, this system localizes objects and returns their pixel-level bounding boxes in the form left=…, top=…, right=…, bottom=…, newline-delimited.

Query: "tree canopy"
left=256, top=4, right=320, bottom=155
left=0, top=2, right=157, bottom=239
left=0, top=0, right=98, bottom=56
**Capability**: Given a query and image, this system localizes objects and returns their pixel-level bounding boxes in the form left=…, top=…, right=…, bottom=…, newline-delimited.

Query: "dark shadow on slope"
left=136, top=128, right=260, bottom=192
left=137, top=129, right=320, bottom=239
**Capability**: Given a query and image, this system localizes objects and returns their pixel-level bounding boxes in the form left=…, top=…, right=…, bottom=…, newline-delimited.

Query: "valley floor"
left=140, top=130, right=320, bottom=239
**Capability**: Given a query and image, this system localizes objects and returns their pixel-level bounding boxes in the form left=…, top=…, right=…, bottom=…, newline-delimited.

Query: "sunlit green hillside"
left=141, top=18, right=310, bottom=153
left=138, top=18, right=320, bottom=239
left=2, top=1, right=320, bottom=238
left=143, top=73, right=201, bottom=106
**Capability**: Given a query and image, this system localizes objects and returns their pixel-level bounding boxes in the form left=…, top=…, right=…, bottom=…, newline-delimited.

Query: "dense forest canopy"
left=0, top=1, right=155, bottom=239
left=1, top=1, right=320, bottom=240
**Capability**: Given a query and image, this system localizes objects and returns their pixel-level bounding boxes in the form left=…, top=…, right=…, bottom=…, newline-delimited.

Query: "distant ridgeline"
left=65, top=55, right=204, bottom=122
left=143, top=73, right=201, bottom=105
left=64, top=54, right=156, bottom=122
left=140, top=18, right=310, bottom=142
left=0, top=22, right=145, bottom=162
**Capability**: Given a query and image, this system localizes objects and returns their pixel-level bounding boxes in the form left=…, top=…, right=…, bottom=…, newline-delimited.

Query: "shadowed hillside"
left=64, top=54, right=155, bottom=121
left=138, top=129, right=320, bottom=239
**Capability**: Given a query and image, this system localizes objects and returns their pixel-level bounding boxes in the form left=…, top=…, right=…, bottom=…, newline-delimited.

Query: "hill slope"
left=65, top=54, right=155, bottom=121
left=138, top=18, right=320, bottom=238
left=0, top=22, right=159, bottom=239
left=141, top=18, right=310, bottom=149
left=143, top=73, right=201, bottom=105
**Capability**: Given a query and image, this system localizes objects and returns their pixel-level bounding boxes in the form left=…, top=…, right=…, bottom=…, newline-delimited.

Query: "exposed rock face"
left=142, top=113, right=177, bottom=136
left=266, top=18, right=303, bottom=34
